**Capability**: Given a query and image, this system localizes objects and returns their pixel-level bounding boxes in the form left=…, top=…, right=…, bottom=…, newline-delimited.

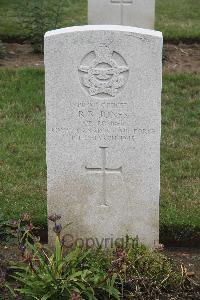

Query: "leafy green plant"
left=19, top=0, right=67, bottom=53
left=9, top=214, right=120, bottom=299
left=5, top=214, right=199, bottom=299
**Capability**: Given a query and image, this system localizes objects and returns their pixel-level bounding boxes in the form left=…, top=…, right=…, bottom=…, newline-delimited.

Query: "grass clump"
left=3, top=214, right=192, bottom=299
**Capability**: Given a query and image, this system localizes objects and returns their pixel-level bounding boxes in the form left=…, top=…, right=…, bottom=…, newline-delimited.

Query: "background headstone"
left=88, top=0, right=155, bottom=29
left=45, top=25, right=163, bottom=248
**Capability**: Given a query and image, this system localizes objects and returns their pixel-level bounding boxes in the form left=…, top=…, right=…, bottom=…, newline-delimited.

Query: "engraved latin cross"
left=111, top=0, right=133, bottom=25
left=85, top=147, right=122, bottom=207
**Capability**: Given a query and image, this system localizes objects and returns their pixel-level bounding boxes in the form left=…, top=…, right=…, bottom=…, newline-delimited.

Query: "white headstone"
left=88, top=0, right=155, bottom=29
left=45, top=25, right=162, bottom=248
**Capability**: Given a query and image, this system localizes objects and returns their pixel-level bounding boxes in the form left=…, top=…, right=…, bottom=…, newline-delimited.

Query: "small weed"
left=19, top=0, right=66, bottom=52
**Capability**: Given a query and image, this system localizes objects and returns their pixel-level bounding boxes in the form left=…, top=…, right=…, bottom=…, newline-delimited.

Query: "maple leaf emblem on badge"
left=78, top=44, right=129, bottom=98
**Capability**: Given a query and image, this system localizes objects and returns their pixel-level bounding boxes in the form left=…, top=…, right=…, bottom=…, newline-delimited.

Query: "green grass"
left=0, top=0, right=24, bottom=41
left=0, top=69, right=46, bottom=225
left=156, top=0, right=200, bottom=40
left=0, top=0, right=200, bottom=41
left=160, top=74, right=200, bottom=242
left=0, top=69, right=200, bottom=240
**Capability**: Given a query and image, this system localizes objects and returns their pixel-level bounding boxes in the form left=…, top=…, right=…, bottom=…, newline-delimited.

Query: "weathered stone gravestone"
left=45, top=25, right=162, bottom=248
left=88, top=0, right=155, bottom=29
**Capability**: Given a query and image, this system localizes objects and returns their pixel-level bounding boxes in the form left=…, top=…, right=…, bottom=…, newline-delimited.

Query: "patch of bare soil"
left=164, top=43, right=200, bottom=73
left=165, top=248, right=200, bottom=283
left=0, top=43, right=43, bottom=68
left=0, top=42, right=200, bottom=74
left=161, top=248, right=200, bottom=299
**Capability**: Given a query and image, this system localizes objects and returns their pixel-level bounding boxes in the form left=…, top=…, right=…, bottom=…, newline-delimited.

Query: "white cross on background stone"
left=111, top=0, right=133, bottom=25
left=85, top=147, right=122, bottom=206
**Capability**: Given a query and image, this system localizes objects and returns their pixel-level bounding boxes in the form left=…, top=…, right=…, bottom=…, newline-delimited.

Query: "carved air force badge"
left=78, top=44, right=129, bottom=98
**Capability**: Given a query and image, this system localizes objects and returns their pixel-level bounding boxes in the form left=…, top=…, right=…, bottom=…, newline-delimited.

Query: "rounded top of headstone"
left=45, top=25, right=162, bottom=39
